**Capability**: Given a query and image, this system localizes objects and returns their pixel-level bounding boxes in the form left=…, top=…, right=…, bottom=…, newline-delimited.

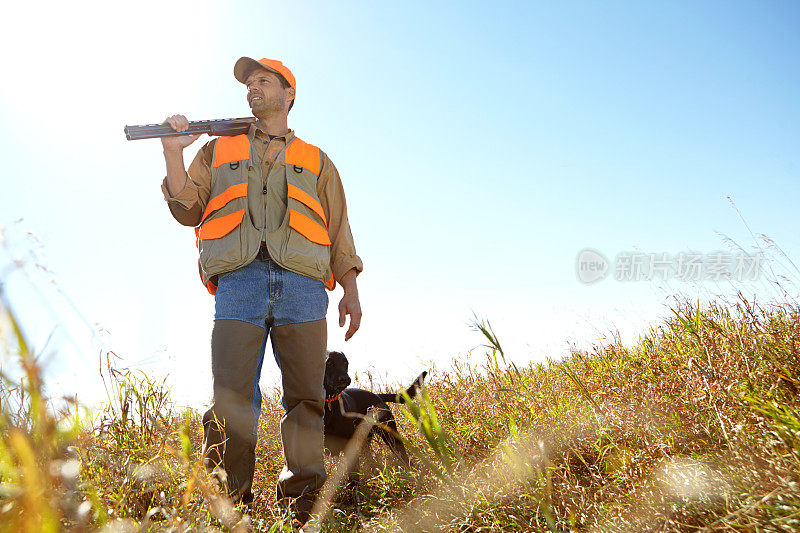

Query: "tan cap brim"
left=234, top=57, right=278, bottom=84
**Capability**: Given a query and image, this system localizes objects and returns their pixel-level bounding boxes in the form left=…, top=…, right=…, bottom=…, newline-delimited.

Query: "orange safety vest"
left=194, top=134, right=336, bottom=295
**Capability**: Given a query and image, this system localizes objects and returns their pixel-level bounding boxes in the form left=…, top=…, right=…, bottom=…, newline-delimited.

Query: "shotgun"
left=123, top=117, right=256, bottom=140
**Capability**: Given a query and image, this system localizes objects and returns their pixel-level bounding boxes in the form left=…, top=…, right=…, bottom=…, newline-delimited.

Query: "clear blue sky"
left=1, top=1, right=798, bottom=408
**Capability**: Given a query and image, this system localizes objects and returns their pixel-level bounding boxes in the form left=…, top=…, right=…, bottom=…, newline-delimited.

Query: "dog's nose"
left=338, top=377, right=351, bottom=388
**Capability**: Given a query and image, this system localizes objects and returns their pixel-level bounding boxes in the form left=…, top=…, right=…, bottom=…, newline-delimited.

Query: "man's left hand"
left=338, top=292, right=362, bottom=341
left=338, top=269, right=361, bottom=341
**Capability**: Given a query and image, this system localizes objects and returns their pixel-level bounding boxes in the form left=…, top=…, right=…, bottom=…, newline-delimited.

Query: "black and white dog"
left=323, top=350, right=427, bottom=464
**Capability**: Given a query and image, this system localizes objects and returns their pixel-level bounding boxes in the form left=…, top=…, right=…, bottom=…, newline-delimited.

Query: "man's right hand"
left=161, top=114, right=202, bottom=152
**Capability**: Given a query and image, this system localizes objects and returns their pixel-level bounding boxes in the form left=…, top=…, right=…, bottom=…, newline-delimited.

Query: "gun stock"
left=124, top=117, right=257, bottom=140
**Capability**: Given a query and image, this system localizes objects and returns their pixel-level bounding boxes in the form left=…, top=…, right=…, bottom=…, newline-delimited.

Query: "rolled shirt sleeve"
left=159, top=141, right=214, bottom=227
left=317, top=151, right=364, bottom=282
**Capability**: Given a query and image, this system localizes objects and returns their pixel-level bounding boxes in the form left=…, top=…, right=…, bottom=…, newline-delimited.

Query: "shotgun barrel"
left=124, top=117, right=257, bottom=140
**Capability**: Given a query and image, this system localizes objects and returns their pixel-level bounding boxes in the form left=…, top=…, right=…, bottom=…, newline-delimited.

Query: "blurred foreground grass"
left=0, top=294, right=799, bottom=532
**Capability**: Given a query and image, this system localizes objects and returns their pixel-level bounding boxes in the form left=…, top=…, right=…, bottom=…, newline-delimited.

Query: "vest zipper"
left=262, top=138, right=295, bottom=233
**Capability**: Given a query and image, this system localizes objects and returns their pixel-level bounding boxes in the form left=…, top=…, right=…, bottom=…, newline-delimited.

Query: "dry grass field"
left=1, top=294, right=799, bottom=531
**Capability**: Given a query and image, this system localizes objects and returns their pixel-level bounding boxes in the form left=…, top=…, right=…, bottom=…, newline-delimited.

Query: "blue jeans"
left=204, top=257, right=329, bottom=501
left=215, top=257, right=328, bottom=328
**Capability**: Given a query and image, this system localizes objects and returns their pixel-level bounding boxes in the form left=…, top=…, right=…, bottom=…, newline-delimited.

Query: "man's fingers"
left=164, top=114, right=189, bottom=132
left=161, top=115, right=202, bottom=150
left=338, top=304, right=346, bottom=327
left=345, top=319, right=360, bottom=342
left=344, top=311, right=361, bottom=341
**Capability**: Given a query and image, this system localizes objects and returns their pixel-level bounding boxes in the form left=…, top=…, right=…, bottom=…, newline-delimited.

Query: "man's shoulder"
left=291, top=134, right=323, bottom=151
left=289, top=135, right=335, bottom=172
left=194, top=137, right=218, bottom=163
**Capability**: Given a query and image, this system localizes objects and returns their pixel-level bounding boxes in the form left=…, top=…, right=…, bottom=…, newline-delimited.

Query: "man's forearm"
left=164, top=148, right=190, bottom=196
left=339, top=268, right=359, bottom=294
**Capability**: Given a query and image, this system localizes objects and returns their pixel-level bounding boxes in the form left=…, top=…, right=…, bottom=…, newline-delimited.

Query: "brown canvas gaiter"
left=203, top=318, right=266, bottom=499
left=272, top=318, right=328, bottom=501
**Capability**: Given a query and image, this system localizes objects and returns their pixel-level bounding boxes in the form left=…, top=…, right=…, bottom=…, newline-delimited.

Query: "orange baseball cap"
left=234, top=57, right=296, bottom=93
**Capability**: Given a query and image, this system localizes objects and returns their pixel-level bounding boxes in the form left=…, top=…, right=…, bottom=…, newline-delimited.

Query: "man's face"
left=245, top=69, right=293, bottom=118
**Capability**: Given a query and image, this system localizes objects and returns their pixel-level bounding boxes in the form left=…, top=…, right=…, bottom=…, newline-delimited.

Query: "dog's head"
left=324, top=351, right=351, bottom=399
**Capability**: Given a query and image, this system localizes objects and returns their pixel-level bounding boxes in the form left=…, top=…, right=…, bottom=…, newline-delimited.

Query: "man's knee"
left=210, top=319, right=266, bottom=394
left=272, top=320, right=327, bottom=404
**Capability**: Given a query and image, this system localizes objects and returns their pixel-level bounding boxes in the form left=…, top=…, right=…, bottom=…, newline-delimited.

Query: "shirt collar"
left=248, top=121, right=295, bottom=144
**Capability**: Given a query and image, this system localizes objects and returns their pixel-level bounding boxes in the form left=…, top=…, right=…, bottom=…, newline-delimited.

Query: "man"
left=159, top=57, right=363, bottom=523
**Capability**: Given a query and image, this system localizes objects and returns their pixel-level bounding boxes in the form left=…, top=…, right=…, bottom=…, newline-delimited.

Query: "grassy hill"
left=1, top=295, right=799, bottom=531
